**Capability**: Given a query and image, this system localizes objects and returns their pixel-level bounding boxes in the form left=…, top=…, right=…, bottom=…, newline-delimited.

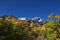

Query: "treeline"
left=0, top=14, right=60, bottom=40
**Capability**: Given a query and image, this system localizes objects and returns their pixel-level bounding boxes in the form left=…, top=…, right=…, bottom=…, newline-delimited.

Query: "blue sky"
left=0, top=0, right=60, bottom=20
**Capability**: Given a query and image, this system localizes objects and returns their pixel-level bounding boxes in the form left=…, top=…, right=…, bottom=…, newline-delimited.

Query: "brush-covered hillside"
left=0, top=14, right=60, bottom=40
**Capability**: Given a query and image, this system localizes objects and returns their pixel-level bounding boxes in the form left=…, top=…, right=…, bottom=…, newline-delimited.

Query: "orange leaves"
left=48, top=15, right=51, bottom=18
left=0, top=18, right=3, bottom=26
left=33, top=26, right=45, bottom=32
left=57, top=16, right=60, bottom=19
left=33, top=27, right=38, bottom=32
left=55, top=16, right=60, bottom=19
left=40, top=26, right=46, bottom=31
left=12, top=19, right=18, bottom=25
left=55, top=16, right=58, bottom=19
left=0, top=18, right=3, bottom=20
left=29, top=22, right=34, bottom=27
left=12, top=20, right=31, bottom=27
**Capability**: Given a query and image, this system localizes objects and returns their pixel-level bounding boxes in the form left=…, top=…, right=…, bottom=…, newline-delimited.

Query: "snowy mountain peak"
left=18, top=17, right=46, bottom=25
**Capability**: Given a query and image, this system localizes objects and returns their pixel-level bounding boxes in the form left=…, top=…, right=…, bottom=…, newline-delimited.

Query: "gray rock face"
left=18, top=17, right=46, bottom=25
left=31, top=17, right=46, bottom=25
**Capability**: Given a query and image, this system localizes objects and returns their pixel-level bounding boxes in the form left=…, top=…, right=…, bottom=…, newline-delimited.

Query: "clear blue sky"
left=0, top=0, right=60, bottom=20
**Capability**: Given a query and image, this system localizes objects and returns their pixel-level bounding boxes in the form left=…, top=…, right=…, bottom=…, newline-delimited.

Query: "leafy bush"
left=0, top=14, right=60, bottom=40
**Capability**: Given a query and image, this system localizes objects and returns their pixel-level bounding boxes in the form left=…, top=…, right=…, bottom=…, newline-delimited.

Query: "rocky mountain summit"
left=18, top=17, right=46, bottom=25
